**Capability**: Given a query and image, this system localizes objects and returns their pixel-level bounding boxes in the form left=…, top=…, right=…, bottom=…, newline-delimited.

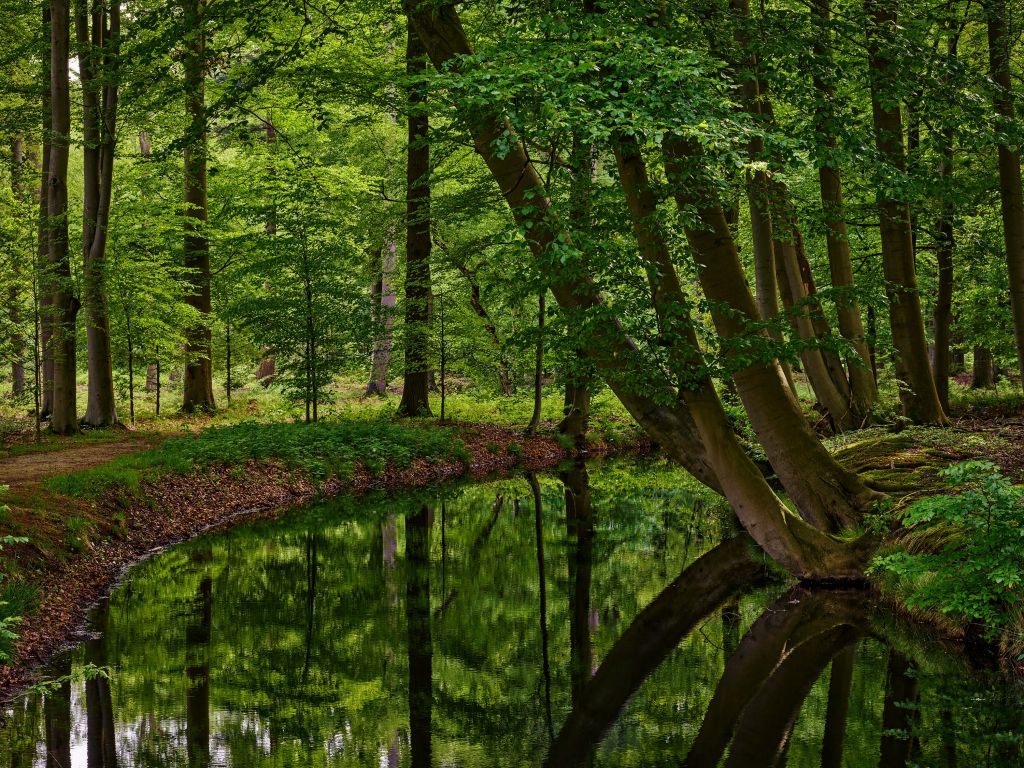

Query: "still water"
left=1, top=458, right=1022, bottom=767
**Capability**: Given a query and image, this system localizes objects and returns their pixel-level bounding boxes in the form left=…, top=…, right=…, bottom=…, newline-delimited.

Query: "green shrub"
left=0, top=487, right=29, bottom=661
left=869, top=461, right=1024, bottom=637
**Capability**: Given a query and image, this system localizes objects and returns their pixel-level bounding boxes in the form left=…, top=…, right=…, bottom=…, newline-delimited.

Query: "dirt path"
left=0, top=436, right=155, bottom=489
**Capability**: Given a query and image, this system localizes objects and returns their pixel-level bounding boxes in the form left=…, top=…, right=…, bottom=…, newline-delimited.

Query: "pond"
left=1, top=458, right=1022, bottom=766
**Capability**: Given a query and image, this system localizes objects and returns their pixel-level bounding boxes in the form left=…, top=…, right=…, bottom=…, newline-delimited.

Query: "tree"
left=76, top=0, right=121, bottom=427
left=397, top=25, right=432, bottom=417
left=181, top=0, right=215, bottom=413
left=47, top=0, right=79, bottom=435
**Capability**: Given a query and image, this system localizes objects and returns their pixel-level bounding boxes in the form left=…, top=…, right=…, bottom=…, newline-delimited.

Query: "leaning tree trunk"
left=76, top=0, right=120, bottom=427
left=48, top=0, right=79, bottom=435
left=181, top=0, right=215, bottom=413
left=662, top=136, right=879, bottom=530
left=397, top=26, right=432, bottom=417
left=865, top=0, right=947, bottom=424
left=985, top=0, right=1024, bottom=394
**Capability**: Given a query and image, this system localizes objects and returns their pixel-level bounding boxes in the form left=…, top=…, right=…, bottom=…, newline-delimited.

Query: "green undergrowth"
left=870, top=461, right=1024, bottom=646
left=43, top=420, right=469, bottom=501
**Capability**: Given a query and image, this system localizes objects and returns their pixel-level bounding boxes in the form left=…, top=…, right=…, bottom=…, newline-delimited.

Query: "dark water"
left=2, top=458, right=1022, bottom=767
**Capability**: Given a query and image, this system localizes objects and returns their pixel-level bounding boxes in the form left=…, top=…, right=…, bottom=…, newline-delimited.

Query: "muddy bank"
left=0, top=426, right=646, bottom=699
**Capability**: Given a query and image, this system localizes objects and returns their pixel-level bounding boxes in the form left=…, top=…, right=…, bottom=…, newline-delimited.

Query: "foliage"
left=870, top=461, right=1024, bottom=637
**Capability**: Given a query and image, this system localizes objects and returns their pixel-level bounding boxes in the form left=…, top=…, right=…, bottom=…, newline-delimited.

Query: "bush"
left=869, top=461, right=1024, bottom=637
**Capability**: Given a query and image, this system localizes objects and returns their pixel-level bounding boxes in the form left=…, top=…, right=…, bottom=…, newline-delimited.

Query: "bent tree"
left=405, top=1, right=878, bottom=579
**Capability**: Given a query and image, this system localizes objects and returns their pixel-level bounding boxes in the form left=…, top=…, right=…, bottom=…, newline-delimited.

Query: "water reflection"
left=2, top=457, right=1023, bottom=767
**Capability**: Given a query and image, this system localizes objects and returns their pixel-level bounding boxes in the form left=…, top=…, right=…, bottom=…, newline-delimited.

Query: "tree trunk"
left=456, top=264, right=513, bottom=395
left=38, top=5, right=54, bottom=419
left=985, top=0, right=1024, bottom=393
left=526, top=292, right=544, bottom=435
left=366, top=240, right=397, bottom=395
left=8, top=140, right=29, bottom=398
left=933, top=120, right=955, bottom=414
left=810, top=0, right=877, bottom=420
left=48, top=0, right=79, bottom=435
left=181, top=0, right=215, bottom=413
left=397, top=26, right=432, bottom=417
left=76, top=0, right=120, bottom=427
left=145, top=363, right=157, bottom=392
left=407, top=2, right=877, bottom=579
left=972, top=346, right=994, bottom=388
left=865, top=0, right=947, bottom=424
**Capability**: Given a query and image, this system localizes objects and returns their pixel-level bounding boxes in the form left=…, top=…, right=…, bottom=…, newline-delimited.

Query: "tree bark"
left=865, top=0, right=947, bottom=424
left=397, top=25, right=432, bottom=417
left=48, top=0, right=79, bottom=435
left=76, top=0, right=120, bottom=427
left=985, top=0, right=1024, bottom=394
left=181, top=0, right=215, bottom=412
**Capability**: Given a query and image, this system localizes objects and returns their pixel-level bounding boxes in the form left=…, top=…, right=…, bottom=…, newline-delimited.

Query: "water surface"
left=2, top=458, right=1022, bottom=766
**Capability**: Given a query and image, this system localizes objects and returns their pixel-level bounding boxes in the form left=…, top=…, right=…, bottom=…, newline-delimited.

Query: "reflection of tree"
left=529, top=473, right=555, bottom=742
left=879, top=652, right=920, bottom=768
left=821, top=644, right=855, bottom=768
left=685, top=589, right=865, bottom=767
left=186, top=548, right=212, bottom=768
left=86, top=599, right=118, bottom=767
left=405, top=504, right=432, bottom=768
left=44, top=656, right=71, bottom=768
left=562, top=461, right=593, bottom=708
left=544, top=535, right=768, bottom=767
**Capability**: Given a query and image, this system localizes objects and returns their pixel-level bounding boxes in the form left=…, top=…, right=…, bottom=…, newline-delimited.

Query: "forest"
left=1, top=0, right=1024, bottom=762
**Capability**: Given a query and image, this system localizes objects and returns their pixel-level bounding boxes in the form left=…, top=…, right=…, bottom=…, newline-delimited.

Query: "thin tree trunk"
left=933, top=119, right=955, bottom=413
left=39, top=5, right=54, bottom=419
left=77, top=0, right=120, bottom=427
left=181, top=0, right=215, bottom=412
left=8, top=140, right=28, bottom=397
left=865, top=0, right=947, bottom=424
left=397, top=26, right=432, bottom=417
left=526, top=292, right=544, bottom=435
left=985, top=0, right=1024, bottom=393
left=48, top=0, right=79, bottom=435
left=366, top=240, right=397, bottom=395
left=456, top=264, right=513, bottom=395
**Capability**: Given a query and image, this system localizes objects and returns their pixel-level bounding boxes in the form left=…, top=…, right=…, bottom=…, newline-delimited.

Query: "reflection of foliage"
left=871, top=461, right=1024, bottom=637
left=3, top=463, right=1024, bottom=766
